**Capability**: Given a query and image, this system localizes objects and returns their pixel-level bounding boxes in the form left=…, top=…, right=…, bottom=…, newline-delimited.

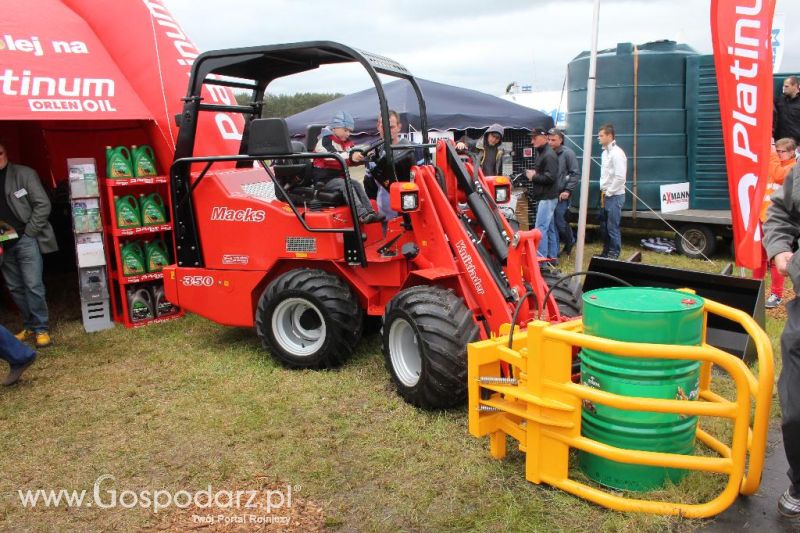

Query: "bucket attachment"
left=584, top=257, right=764, bottom=361
left=467, top=294, right=773, bottom=518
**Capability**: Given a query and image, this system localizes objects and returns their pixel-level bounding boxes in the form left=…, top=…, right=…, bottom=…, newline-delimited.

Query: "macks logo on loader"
left=210, top=207, right=266, bottom=223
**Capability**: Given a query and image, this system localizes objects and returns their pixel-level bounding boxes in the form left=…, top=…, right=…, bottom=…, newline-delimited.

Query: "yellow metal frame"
left=467, top=297, right=773, bottom=518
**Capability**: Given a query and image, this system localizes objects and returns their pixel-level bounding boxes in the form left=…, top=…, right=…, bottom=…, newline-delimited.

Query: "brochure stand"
left=67, top=158, right=114, bottom=333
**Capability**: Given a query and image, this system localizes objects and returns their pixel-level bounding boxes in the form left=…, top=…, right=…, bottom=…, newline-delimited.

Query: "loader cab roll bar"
left=171, top=41, right=430, bottom=268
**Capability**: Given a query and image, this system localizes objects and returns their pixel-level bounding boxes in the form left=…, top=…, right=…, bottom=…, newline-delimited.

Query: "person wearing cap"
left=455, top=123, right=506, bottom=176
left=597, top=124, right=627, bottom=259
left=312, top=111, right=384, bottom=224
left=548, top=128, right=580, bottom=256
left=524, top=128, right=559, bottom=260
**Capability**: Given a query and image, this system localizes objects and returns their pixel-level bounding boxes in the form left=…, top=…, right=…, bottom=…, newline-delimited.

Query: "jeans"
left=535, top=198, right=558, bottom=258
left=599, top=194, right=624, bottom=258
left=0, top=324, right=35, bottom=368
left=780, top=298, right=800, bottom=492
left=320, top=178, right=373, bottom=218
left=554, top=198, right=575, bottom=250
left=1, top=234, right=49, bottom=332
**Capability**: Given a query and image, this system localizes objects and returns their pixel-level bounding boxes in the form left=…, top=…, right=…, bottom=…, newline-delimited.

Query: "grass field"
left=0, top=230, right=786, bottom=532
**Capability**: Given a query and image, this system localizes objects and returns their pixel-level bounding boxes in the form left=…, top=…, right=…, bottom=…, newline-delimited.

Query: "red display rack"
left=102, top=175, right=183, bottom=328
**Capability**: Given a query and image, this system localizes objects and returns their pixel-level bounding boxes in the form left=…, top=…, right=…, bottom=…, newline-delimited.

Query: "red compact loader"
left=163, top=42, right=579, bottom=409
left=163, top=42, right=761, bottom=409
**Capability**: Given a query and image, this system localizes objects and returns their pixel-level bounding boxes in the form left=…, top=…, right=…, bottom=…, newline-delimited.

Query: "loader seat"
left=247, top=118, right=345, bottom=207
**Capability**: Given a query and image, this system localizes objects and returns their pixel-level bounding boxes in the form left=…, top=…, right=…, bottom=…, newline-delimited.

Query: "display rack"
left=67, top=157, right=114, bottom=333
left=101, top=174, right=183, bottom=328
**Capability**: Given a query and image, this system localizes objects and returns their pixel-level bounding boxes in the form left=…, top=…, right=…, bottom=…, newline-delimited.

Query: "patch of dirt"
left=158, top=479, right=325, bottom=532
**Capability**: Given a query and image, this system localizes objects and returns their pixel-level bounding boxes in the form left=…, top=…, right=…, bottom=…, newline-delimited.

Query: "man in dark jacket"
left=774, top=76, right=800, bottom=145
left=764, top=163, right=800, bottom=517
left=455, top=123, right=506, bottom=176
left=524, top=128, right=559, bottom=259
left=0, top=142, right=57, bottom=348
left=548, top=128, right=579, bottom=256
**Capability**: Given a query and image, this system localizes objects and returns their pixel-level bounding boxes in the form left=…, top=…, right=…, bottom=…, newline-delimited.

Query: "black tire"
left=675, top=224, right=716, bottom=259
left=541, top=269, right=583, bottom=318
left=382, top=286, right=479, bottom=409
left=256, top=269, right=363, bottom=369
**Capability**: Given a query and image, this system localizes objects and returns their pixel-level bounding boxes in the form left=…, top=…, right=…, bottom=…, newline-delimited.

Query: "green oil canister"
left=115, top=195, right=141, bottom=228
left=144, top=239, right=170, bottom=273
left=127, top=286, right=154, bottom=322
left=131, top=145, right=158, bottom=177
left=139, top=193, right=167, bottom=226
left=578, top=287, right=704, bottom=491
left=120, top=241, right=146, bottom=276
left=106, top=146, right=134, bottom=178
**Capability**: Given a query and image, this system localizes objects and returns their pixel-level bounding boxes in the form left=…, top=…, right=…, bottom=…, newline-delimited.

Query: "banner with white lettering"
left=63, top=0, right=244, bottom=169
left=0, top=0, right=151, bottom=119
left=710, top=0, right=776, bottom=269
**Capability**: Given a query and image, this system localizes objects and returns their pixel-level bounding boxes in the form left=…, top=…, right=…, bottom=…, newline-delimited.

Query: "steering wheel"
left=349, top=138, right=385, bottom=164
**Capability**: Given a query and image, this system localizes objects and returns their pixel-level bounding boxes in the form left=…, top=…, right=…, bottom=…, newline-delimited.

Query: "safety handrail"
left=467, top=296, right=773, bottom=518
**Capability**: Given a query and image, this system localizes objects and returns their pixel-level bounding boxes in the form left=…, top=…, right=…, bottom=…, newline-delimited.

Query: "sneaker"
left=1, top=354, right=36, bottom=386
left=766, top=294, right=783, bottom=309
left=15, top=329, right=32, bottom=341
left=34, top=331, right=52, bottom=348
left=778, top=487, right=800, bottom=518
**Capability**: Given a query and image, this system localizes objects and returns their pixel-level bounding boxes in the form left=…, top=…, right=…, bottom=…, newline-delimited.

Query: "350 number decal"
left=181, top=275, right=214, bottom=287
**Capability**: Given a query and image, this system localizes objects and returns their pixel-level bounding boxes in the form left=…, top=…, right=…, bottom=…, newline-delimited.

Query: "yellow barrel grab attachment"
left=467, top=296, right=774, bottom=518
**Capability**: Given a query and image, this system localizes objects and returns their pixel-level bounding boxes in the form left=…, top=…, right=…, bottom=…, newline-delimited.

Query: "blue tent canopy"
left=285, top=78, right=554, bottom=137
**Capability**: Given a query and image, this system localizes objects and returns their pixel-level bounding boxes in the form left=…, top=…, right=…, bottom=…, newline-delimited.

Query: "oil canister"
left=115, top=195, right=141, bottom=228
left=139, top=192, right=167, bottom=226
left=132, top=145, right=158, bottom=177
left=151, top=283, right=176, bottom=317
left=127, top=286, right=154, bottom=322
left=120, top=241, right=146, bottom=276
left=144, top=239, right=170, bottom=273
left=106, top=146, right=134, bottom=178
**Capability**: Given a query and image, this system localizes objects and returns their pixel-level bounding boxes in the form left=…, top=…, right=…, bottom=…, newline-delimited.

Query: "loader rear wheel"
left=382, top=286, right=479, bottom=409
left=257, top=269, right=362, bottom=369
left=542, top=269, right=583, bottom=318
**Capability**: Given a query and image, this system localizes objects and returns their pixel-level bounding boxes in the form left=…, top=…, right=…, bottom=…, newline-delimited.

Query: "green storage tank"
left=567, top=40, right=698, bottom=211
left=578, top=287, right=703, bottom=491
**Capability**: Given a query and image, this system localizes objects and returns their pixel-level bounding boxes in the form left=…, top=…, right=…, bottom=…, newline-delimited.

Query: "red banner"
left=711, top=0, right=776, bottom=269
left=0, top=0, right=152, bottom=120
left=62, top=0, right=244, bottom=171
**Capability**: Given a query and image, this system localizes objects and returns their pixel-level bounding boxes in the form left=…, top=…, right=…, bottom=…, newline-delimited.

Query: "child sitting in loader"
left=312, top=111, right=384, bottom=224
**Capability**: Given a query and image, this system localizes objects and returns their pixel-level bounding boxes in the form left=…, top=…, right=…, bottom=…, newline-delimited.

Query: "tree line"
left=234, top=92, right=343, bottom=118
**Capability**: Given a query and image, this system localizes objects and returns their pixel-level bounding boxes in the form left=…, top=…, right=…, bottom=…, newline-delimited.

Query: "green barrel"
left=578, top=287, right=703, bottom=491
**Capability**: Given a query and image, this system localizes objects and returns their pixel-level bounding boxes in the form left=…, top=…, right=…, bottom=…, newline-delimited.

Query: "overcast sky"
left=162, top=0, right=800, bottom=97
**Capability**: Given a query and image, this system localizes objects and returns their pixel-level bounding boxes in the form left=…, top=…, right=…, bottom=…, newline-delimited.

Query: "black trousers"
left=781, top=297, right=800, bottom=491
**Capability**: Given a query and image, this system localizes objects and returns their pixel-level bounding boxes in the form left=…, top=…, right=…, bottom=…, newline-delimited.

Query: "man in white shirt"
left=597, top=124, right=627, bottom=259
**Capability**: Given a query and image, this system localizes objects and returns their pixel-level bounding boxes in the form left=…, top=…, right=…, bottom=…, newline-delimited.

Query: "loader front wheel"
left=383, top=286, right=479, bottom=409
left=542, top=269, right=583, bottom=318
left=257, top=269, right=362, bottom=369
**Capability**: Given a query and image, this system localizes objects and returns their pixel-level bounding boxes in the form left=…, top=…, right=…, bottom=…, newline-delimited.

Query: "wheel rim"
left=272, top=298, right=326, bottom=356
left=388, top=318, right=422, bottom=387
left=683, top=229, right=706, bottom=254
